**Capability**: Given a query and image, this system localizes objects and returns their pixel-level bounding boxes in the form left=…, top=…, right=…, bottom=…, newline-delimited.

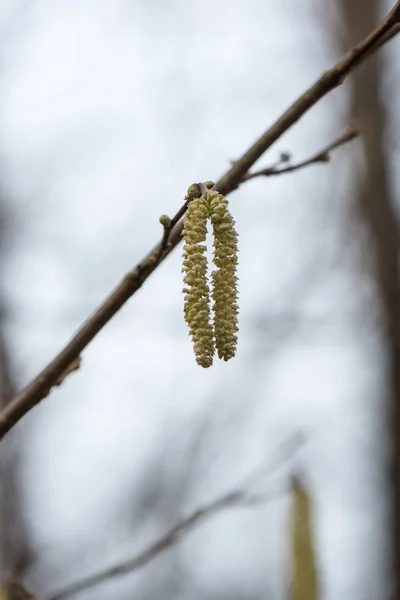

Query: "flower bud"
left=159, top=214, right=171, bottom=228
left=186, top=183, right=202, bottom=200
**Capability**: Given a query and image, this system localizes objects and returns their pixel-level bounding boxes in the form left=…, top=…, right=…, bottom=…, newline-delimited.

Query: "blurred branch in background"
left=46, top=436, right=302, bottom=600
left=339, top=0, right=400, bottom=597
left=0, top=1, right=399, bottom=440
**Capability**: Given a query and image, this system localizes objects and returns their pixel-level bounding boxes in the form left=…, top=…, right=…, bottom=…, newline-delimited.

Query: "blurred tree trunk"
left=339, top=0, right=400, bottom=597
left=290, top=479, right=318, bottom=600
left=0, top=208, right=32, bottom=595
left=0, top=326, right=17, bottom=574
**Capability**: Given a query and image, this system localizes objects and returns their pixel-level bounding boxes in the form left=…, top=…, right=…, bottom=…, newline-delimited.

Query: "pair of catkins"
left=182, top=182, right=239, bottom=368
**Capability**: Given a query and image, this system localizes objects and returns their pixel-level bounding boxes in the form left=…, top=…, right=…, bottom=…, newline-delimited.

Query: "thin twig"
left=243, top=125, right=359, bottom=180
left=46, top=435, right=302, bottom=600
left=0, top=2, right=399, bottom=440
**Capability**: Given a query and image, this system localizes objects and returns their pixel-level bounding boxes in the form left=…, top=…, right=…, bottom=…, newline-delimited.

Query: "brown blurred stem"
left=0, top=1, right=399, bottom=440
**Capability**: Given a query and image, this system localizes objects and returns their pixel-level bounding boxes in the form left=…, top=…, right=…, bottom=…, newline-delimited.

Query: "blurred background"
left=0, top=0, right=398, bottom=598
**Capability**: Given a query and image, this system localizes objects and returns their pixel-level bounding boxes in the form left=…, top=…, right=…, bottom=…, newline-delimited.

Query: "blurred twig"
left=0, top=1, right=399, bottom=440
left=49, top=492, right=264, bottom=600
left=47, top=435, right=302, bottom=600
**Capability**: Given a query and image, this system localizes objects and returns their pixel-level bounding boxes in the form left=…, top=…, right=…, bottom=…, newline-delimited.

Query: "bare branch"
left=0, top=2, right=399, bottom=440
left=46, top=435, right=302, bottom=600
left=242, top=125, right=359, bottom=180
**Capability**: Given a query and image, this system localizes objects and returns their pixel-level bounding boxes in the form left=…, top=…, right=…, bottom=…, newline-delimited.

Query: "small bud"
left=186, top=183, right=202, bottom=199
left=204, top=181, right=215, bottom=190
left=159, top=214, right=171, bottom=228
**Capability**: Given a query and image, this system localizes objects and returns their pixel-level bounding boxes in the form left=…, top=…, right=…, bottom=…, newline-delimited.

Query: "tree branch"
left=0, top=2, right=399, bottom=440
left=46, top=435, right=302, bottom=600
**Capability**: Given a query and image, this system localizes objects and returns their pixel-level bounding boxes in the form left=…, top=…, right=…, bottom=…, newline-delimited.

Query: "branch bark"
left=0, top=1, right=399, bottom=440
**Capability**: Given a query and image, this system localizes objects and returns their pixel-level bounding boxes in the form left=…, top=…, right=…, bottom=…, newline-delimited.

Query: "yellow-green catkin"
left=208, top=190, right=239, bottom=361
left=182, top=195, right=215, bottom=368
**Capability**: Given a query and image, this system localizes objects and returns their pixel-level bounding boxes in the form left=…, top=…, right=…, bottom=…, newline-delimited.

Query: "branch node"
left=54, top=357, right=82, bottom=388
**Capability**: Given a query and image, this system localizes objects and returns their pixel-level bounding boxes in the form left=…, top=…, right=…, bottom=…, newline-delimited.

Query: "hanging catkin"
left=182, top=189, right=215, bottom=368
left=182, top=182, right=239, bottom=367
left=208, top=191, right=239, bottom=361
